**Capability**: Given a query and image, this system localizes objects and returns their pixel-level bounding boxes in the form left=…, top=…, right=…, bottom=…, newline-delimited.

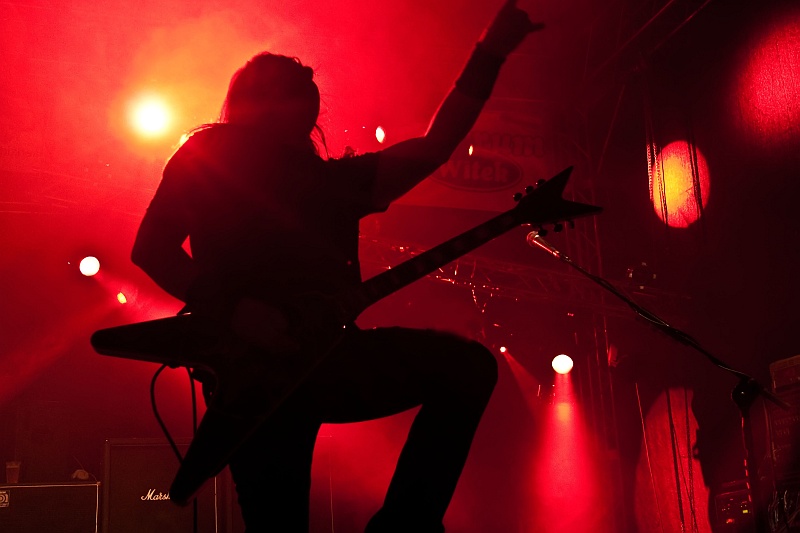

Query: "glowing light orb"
left=468, top=145, right=474, bottom=156
left=649, top=141, right=710, bottom=228
left=552, top=354, right=574, bottom=374
left=79, top=256, right=100, bottom=277
left=375, top=126, right=386, bottom=144
left=117, top=292, right=127, bottom=304
left=129, top=95, right=170, bottom=137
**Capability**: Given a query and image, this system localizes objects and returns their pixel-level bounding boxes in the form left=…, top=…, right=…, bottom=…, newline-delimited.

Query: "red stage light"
left=649, top=140, right=710, bottom=228
left=735, top=8, right=800, bottom=145
left=375, top=126, right=386, bottom=143
left=533, top=372, right=599, bottom=532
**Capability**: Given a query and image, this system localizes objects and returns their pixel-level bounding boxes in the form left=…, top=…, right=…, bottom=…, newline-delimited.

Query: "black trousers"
left=227, top=326, right=498, bottom=533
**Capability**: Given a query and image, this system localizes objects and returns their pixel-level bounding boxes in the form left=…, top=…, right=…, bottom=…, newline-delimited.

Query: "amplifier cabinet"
left=103, top=438, right=218, bottom=533
left=769, top=355, right=800, bottom=483
left=0, top=482, right=99, bottom=533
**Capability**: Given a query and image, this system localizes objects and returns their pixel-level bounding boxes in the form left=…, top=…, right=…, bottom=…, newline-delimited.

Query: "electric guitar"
left=90, top=166, right=601, bottom=505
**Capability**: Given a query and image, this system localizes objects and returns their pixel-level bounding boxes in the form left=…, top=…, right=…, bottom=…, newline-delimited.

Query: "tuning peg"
left=553, top=222, right=564, bottom=232
left=525, top=185, right=534, bottom=195
left=513, top=192, right=523, bottom=202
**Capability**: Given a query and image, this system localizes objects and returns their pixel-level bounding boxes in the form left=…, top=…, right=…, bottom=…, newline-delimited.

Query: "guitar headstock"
left=511, top=166, right=602, bottom=233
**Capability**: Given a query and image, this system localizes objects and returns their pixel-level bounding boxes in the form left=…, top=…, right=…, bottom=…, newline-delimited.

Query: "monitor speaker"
left=0, top=482, right=99, bottom=533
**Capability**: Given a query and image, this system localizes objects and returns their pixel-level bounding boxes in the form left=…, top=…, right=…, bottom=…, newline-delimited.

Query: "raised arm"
left=131, top=204, right=195, bottom=304
left=131, top=153, right=197, bottom=305
left=372, top=0, right=544, bottom=207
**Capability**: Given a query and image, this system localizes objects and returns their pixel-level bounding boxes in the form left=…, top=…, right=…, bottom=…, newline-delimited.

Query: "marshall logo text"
left=141, top=489, right=170, bottom=501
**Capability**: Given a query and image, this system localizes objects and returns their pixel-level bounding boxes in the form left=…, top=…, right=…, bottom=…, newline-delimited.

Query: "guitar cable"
left=188, top=367, right=199, bottom=533
left=150, top=364, right=184, bottom=462
left=150, top=364, right=201, bottom=533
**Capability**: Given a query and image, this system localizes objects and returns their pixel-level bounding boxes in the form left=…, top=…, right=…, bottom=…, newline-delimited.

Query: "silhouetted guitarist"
left=130, top=2, right=542, bottom=531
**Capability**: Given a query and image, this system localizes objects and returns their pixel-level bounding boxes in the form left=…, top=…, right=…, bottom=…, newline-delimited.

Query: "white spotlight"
left=79, top=256, right=100, bottom=277
left=552, top=354, right=574, bottom=375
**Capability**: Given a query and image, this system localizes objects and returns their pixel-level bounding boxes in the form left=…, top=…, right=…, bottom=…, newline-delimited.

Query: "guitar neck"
left=338, top=166, right=601, bottom=320
left=343, top=210, right=522, bottom=318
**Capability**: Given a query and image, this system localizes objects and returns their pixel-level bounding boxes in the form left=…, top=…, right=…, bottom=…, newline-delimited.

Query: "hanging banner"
left=396, top=109, right=556, bottom=212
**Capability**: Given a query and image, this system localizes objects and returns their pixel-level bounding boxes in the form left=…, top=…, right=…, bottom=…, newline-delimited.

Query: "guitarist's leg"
left=372, top=332, right=496, bottom=532
left=228, top=408, right=321, bottom=533
left=302, top=327, right=498, bottom=532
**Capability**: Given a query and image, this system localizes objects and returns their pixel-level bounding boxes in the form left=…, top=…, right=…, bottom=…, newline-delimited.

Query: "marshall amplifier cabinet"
left=769, top=355, right=800, bottom=482
left=103, top=438, right=220, bottom=533
left=0, top=482, right=100, bottom=532
left=768, top=355, right=800, bottom=532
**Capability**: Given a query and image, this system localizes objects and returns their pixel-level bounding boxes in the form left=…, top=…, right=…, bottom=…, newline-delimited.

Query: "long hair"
left=219, top=53, right=326, bottom=155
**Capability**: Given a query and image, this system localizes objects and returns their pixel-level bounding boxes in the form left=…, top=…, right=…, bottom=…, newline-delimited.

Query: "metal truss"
left=359, top=236, right=631, bottom=317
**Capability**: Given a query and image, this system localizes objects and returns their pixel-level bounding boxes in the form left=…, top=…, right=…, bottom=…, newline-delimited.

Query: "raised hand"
left=480, top=0, right=545, bottom=58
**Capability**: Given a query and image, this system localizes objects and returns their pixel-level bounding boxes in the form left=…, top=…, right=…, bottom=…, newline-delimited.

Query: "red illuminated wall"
left=732, top=5, right=800, bottom=148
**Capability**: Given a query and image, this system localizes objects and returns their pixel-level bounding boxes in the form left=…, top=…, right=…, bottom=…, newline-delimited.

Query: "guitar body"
left=90, top=314, right=222, bottom=371
left=91, top=166, right=602, bottom=505
left=92, top=294, right=354, bottom=503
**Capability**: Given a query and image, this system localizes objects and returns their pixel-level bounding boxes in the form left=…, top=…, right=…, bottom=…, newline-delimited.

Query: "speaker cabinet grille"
left=0, top=482, right=99, bottom=533
left=103, top=438, right=218, bottom=533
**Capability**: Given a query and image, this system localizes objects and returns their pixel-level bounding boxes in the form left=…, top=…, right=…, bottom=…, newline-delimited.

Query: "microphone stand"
left=526, top=231, right=791, bottom=533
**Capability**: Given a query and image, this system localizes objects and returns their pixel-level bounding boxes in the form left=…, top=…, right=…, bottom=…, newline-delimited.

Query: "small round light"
left=552, top=354, right=574, bottom=375
left=79, top=256, right=100, bottom=277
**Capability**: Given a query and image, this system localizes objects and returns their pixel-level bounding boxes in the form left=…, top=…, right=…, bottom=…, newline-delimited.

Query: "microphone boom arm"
left=526, top=230, right=789, bottom=533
